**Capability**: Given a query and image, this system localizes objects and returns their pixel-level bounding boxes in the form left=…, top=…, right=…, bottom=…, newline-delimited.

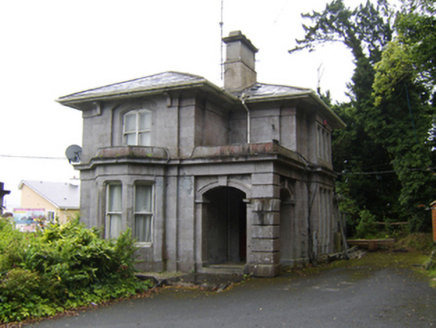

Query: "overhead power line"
left=2, top=156, right=432, bottom=175
left=0, top=154, right=65, bottom=160
left=338, top=167, right=436, bottom=176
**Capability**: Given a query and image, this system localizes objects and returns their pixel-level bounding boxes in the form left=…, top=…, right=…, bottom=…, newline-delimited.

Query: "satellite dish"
left=65, top=145, right=82, bottom=164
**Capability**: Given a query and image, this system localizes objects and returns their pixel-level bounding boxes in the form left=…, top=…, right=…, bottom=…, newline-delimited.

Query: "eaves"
left=57, top=80, right=240, bottom=110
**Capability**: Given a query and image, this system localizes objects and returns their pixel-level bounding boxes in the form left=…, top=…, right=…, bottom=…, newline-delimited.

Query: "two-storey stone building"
left=58, top=31, right=345, bottom=277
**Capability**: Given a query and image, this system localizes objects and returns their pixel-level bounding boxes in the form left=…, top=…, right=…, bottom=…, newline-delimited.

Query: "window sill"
left=96, top=146, right=168, bottom=160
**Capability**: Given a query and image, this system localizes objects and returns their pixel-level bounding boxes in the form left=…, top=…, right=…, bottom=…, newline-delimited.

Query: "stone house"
left=57, top=31, right=345, bottom=277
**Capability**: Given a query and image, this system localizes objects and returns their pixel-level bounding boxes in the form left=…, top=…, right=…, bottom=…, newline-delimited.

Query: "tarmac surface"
left=29, top=259, right=436, bottom=328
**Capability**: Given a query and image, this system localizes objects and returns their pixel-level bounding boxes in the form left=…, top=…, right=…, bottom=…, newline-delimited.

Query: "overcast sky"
left=1, top=0, right=366, bottom=209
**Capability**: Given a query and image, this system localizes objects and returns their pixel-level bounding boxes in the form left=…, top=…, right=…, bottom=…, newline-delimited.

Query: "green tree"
left=332, top=102, right=402, bottom=234
left=371, top=0, right=436, bottom=230
left=397, top=0, right=435, bottom=86
left=290, top=0, right=436, bottom=232
left=373, top=0, right=435, bottom=102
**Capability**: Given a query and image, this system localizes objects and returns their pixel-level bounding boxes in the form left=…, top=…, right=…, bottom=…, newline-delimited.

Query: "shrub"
left=423, top=250, right=436, bottom=270
left=397, top=233, right=434, bottom=252
left=0, top=219, right=152, bottom=323
left=355, top=209, right=379, bottom=239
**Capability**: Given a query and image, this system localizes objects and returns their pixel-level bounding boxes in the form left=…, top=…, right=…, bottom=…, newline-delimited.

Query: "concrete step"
left=200, top=263, right=245, bottom=275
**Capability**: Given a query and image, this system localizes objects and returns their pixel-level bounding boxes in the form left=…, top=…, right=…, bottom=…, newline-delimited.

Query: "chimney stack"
left=222, top=31, right=258, bottom=92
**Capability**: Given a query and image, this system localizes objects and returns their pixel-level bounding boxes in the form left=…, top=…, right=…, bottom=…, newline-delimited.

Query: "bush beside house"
left=0, top=218, right=151, bottom=323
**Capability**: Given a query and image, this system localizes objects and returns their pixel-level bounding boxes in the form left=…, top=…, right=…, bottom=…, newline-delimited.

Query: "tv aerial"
left=65, top=145, right=82, bottom=164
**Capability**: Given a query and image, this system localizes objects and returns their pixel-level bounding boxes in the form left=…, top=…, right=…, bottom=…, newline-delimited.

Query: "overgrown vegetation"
left=331, top=234, right=434, bottom=283
left=0, top=217, right=152, bottom=323
left=396, top=232, right=434, bottom=252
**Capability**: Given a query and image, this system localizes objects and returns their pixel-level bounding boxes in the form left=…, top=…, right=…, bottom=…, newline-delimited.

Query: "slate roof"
left=238, top=82, right=345, bottom=129
left=58, top=72, right=207, bottom=102
left=57, top=71, right=345, bottom=128
left=58, top=71, right=313, bottom=103
left=236, top=83, right=312, bottom=100
left=19, top=180, right=80, bottom=210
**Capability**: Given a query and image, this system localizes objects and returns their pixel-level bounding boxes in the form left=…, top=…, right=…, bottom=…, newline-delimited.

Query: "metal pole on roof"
left=220, top=0, right=224, bottom=82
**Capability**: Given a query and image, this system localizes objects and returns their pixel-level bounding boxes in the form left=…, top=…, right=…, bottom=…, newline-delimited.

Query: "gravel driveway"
left=29, top=254, right=436, bottom=328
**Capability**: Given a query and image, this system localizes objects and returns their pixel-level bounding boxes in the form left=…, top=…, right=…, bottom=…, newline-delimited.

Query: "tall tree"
left=371, top=0, right=436, bottom=230
left=332, top=101, right=402, bottom=234
left=290, top=0, right=435, bottom=232
left=373, top=0, right=435, bottom=105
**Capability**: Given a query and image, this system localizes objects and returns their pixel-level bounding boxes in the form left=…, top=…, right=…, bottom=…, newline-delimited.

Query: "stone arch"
left=196, top=178, right=251, bottom=203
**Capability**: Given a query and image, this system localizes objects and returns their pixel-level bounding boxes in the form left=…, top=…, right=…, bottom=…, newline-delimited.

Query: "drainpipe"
left=240, top=94, right=251, bottom=144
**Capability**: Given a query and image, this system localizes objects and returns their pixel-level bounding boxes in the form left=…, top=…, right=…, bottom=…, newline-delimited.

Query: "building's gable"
left=20, top=184, right=57, bottom=211
left=19, top=180, right=80, bottom=210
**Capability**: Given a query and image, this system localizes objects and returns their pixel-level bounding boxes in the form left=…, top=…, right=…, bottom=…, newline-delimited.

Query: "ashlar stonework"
left=57, top=31, right=345, bottom=277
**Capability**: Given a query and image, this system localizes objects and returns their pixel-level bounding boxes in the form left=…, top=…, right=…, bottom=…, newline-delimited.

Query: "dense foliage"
left=0, top=218, right=151, bottom=323
left=374, top=0, right=436, bottom=102
left=290, top=0, right=436, bottom=234
left=371, top=0, right=436, bottom=227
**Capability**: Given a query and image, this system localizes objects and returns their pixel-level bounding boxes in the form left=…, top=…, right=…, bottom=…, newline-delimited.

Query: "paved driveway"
left=30, top=261, right=436, bottom=327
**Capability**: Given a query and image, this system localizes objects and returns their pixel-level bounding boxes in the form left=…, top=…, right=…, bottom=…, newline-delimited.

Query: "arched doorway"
left=205, top=187, right=246, bottom=264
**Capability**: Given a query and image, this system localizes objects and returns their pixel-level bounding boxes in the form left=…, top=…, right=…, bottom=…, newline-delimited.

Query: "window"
left=47, top=211, right=55, bottom=223
left=134, top=184, right=153, bottom=244
left=317, top=124, right=330, bottom=162
left=123, top=110, right=151, bottom=146
left=318, top=187, right=332, bottom=253
left=104, top=182, right=153, bottom=244
left=106, top=183, right=122, bottom=239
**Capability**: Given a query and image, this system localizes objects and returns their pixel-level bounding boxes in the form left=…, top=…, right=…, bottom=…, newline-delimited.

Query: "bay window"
left=134, top=184, right=153, bottom=244
left=104, top=181, right=153, bottom=245
left=106, top=183, right=122, bottom=239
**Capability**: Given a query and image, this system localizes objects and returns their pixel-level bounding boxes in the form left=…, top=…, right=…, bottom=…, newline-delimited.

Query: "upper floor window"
left=123, top=110, right=151, bottom=146
left=317, top=124, right=331, bottom=162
